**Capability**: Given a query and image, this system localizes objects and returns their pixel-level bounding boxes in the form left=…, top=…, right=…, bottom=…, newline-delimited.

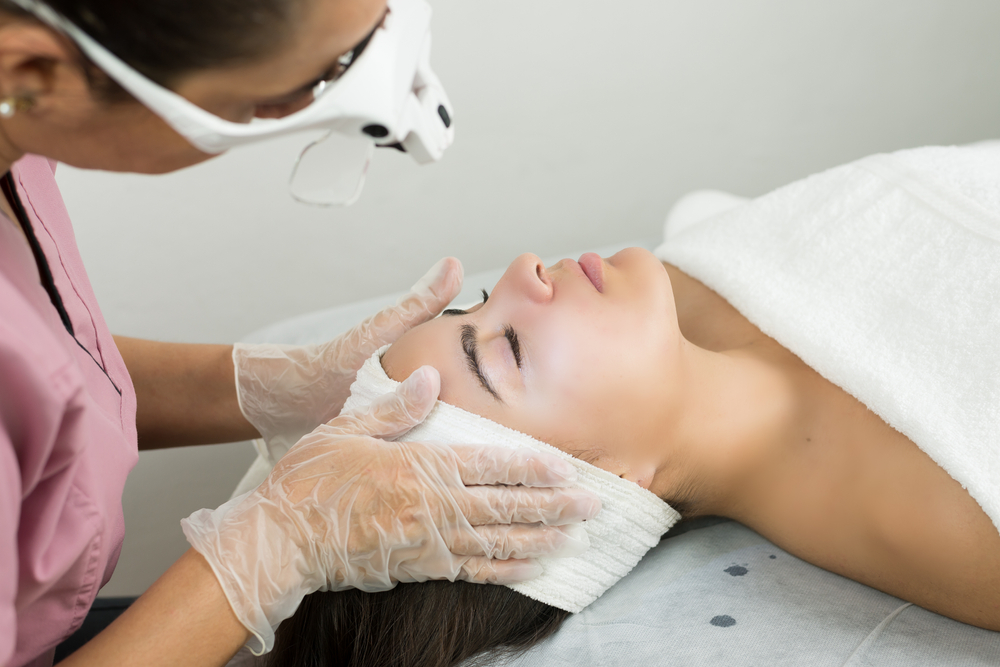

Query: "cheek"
left=528, top=305, right=665, bottom=402
left=513, top=308, right=675, bottom=454
left=204, top=99, right=258, bottom=124
left=516, top=339, right=624, bottom=444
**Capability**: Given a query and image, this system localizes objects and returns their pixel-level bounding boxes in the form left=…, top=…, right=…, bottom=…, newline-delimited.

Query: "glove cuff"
left=181, top=494, right=275, bottom=655
left=232, top=342, right=333, bottom=464
left=181, top=492, right=320, bottom=656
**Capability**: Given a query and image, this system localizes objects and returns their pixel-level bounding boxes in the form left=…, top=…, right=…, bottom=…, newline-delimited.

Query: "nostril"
left=536, top=264, right=544, bottom=281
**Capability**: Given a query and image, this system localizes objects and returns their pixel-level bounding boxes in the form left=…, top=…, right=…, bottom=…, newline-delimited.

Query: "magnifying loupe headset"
left=8, top=0, right=454, bottom=206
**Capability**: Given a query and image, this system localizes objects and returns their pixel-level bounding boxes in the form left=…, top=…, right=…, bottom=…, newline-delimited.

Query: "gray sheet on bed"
left=500, top=519, right=1000, bottom=667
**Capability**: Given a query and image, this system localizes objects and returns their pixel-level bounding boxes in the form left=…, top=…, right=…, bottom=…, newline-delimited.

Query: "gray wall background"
left=53, top=0, right=1000, bottom=596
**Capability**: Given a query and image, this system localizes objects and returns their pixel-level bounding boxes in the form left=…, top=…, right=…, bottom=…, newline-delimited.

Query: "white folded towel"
left=343, top=351, right=680, bottom=613
left=655, top=144, right=1000, bottom=535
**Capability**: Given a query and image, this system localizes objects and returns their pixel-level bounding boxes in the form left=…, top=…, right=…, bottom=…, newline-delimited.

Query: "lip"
left=578, top=252, right=605, bottom=292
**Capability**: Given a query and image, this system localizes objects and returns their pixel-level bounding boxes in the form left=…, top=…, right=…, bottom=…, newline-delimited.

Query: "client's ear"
left=577, top=448, right=656, bottom=491
left=623, top=464, right=656, bottom=490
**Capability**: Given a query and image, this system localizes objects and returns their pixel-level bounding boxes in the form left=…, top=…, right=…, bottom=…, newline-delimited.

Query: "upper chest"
left=664, top=264, right=985, bottom=550
left=664, top=261, right=924, bottom=491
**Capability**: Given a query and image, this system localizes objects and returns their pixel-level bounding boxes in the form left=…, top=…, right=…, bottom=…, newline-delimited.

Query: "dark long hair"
left=266, top=581, right=570, bottom=667
left=0, top=0, right=303, bottom=91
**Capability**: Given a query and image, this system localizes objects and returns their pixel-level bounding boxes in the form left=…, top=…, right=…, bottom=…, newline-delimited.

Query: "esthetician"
left=0, top=0, right=600, bottom=665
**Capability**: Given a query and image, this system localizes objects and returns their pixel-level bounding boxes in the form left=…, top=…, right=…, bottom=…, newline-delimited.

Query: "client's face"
left=383, top=248, right=683, bottom=488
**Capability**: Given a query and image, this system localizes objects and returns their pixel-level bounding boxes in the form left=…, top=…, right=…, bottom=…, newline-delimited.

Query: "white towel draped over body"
left=655, top=144, right=1000, bottom=535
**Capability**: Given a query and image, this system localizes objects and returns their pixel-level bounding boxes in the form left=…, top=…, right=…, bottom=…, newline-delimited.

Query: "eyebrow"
left=460, top=323, right=504, bottom=403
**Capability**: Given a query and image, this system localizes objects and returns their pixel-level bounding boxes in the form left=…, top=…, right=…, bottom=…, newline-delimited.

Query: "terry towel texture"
left=655, top=144, right=1000, bottom=535
left=344, top=351, right=681, bottom=613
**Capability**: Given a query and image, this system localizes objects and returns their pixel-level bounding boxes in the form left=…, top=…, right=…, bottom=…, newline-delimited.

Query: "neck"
left=648, top=339, right=799, bottom=518
left=0, top=109, right=25, bottom=176
left=0, top=146, right=26, bottom=244
left=0, top=140, right=22, bottom=177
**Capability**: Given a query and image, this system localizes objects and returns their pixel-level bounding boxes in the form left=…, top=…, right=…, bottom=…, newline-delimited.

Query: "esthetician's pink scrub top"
left=0, top=155, right=138, bottom=667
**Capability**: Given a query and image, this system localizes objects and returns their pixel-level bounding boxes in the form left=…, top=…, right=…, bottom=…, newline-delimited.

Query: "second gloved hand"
left=182, top=365, right=600, bottom=655
left=234, top=257, right=463, bottom=462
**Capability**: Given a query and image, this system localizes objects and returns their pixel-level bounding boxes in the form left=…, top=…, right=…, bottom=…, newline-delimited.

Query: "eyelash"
left=470, top=289, right=521, bottom=369
left=442, top=289, right=489, bottom=317
left=461, top=323, right=501, bottom=401
left=503, top=324, right=522, bottom=369
left=440, top=287, right=519, bottom=369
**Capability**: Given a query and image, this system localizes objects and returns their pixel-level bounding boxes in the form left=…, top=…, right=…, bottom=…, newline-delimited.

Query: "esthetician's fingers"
left=396, top=256, right=464, bottom=326
left=455, top=557, right=543, bottom=585
left=458, top=485, right=601, bottom=527
left=451, top=445, right=581, bottom=488
left=324, top=366, right=440, bottom=440
left=332, top=257, right=465, bottom=372
left=445, top=523, right=590, bottom=560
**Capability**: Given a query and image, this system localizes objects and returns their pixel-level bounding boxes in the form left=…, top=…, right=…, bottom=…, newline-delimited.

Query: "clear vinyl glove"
left=233, top=257, right=464, bottom=464
left=182, top=366, right=600, bottom=655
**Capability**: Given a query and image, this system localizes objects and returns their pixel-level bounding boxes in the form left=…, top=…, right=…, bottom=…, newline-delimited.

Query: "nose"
left=500, top=253, right=552, bottom=304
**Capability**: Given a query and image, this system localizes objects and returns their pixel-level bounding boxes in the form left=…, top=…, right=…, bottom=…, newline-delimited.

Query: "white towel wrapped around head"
left=343, top=349, right=681, bottom=613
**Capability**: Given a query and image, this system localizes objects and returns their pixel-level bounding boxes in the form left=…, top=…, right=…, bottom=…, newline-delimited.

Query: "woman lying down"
left=262, top=145, right=1000, bottom=667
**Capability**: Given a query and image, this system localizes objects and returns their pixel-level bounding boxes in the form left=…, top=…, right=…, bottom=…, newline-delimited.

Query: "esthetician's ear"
left=0, top=20, right=91, bottom=109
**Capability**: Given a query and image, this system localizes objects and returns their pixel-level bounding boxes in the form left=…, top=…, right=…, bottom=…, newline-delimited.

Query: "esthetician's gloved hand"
left=233, top=256, right=463, bottom=464
left=182, top=366, right=600, bottom=655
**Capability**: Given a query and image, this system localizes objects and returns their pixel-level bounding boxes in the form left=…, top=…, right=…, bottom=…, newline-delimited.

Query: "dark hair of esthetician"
left=0, top=0, right=298, bottom=95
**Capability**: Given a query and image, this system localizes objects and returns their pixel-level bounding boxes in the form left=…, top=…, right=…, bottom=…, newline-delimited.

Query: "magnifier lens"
left=289, top=131, right=374, bottom=206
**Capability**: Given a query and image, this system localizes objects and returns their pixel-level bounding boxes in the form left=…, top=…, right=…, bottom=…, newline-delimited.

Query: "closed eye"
left=460, top=323, right=503, bottom=402
left=503, top=324, right=522, bottom=369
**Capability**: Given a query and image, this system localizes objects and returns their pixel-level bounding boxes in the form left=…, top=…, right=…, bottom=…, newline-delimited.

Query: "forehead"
left=381, top=317, right=452, bottom=381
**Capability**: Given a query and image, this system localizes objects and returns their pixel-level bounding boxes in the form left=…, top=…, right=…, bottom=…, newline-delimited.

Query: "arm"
left=114, top=336, right=259, bottom=449
left=62, top=373, right=596, bottom=663
left=738, top=383, right=1000, bottom=632
left=58, top=550, right=250, bottom=667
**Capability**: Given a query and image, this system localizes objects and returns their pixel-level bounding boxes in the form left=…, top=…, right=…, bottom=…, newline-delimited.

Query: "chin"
left=609, top=247, right=669, bottom=280
left=127, top=148, right=219, bottom=174
left=610, top=247, right=677, bottom=332
left=57, top=145, right=217, bottom=175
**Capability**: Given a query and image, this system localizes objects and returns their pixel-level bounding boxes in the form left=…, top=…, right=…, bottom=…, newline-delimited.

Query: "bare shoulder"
left=851, top=417, right=1000, bottom=631
left=754, top=370, right=1000, bottom=632
left=661, top=262, right=1000, bottom=631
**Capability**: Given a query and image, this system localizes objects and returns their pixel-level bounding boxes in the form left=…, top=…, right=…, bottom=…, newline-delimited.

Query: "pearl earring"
left=0, top=96, right=34, bottom=119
